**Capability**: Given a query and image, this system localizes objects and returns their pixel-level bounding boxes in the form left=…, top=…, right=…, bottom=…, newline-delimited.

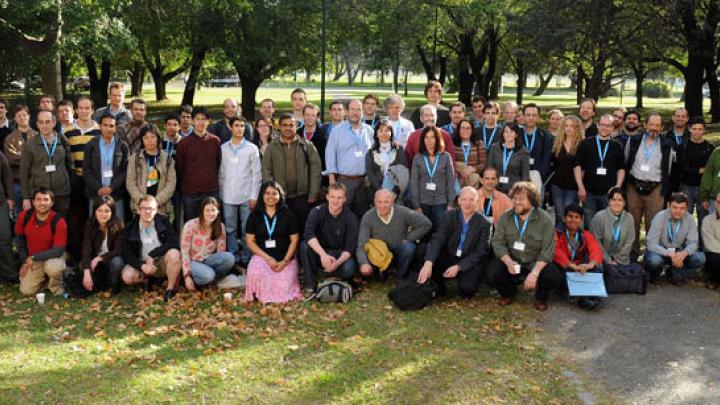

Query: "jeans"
left=391, top=241, right=417, bottom=280
left=223, top=202, right=251, bottom=264
left=0, top=202, right=18, bottom=283
left=643, top=250, right=706, bottom=282
left=551, top=184, right=578, bottom=225
left=190, top=252, right=235, bottom=286
left=421, top=204, right=447, bottom=234
left=680, top=183, right=706, bottom=224
left=183, top=192, right=220, bottom=222
left=298, top=241, right=356, bottom=290
left=583, top=193, right=608, bottom=229
left=89, top=198, right=125, bottom=223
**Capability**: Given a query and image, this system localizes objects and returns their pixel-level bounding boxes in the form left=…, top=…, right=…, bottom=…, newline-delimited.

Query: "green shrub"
left=643, top=80, right=672, bottom=98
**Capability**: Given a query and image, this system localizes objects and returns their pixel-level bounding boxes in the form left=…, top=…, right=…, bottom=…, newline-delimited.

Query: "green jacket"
left=699, top=146, right=720, bottom=202
left=19, top=132, right=73, bottom=198
left=262, top=136, right=322, bottom=199
left=492, top=207, right=555, bottom=266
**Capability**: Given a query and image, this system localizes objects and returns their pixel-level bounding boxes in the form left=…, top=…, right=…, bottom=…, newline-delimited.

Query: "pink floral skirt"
left=245, top=256, right=302, bottom=304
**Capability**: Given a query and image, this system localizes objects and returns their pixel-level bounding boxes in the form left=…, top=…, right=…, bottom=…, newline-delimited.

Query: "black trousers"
left=706, top=252, right=720, bottom=283
left=432, top=252, right=482, bottom=298
left=286, top=195, right=309, bottom=237
left=488, top=257, right=564, bottom=301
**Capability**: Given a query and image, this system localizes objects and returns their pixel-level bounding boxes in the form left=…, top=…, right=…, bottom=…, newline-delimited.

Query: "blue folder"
left=566, top=272, right=608, bottom=297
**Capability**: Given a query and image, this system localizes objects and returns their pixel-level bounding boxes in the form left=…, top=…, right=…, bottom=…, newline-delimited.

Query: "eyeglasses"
left=139, top=206, right=157, bottom=212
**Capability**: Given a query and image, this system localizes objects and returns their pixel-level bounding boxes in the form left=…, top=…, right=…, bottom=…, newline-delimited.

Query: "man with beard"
left=579, top=98, right=597, bottom=138
left=610, top=107, right=626, bottom=139
left=666, top=108, right=690, bottom=193
left=616, top=109, right=642, bottom=147
left=116, top=99, right=148, bottom=154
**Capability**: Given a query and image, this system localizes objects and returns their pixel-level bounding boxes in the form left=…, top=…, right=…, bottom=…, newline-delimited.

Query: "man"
left=291, top=88, right=307, bottom=130
left=208, top=98, right=254, bottom=144
left=162, top=114, right=182, bottom=161
left=384, top=94, right=414, bottom=147
left=441, top=102, right=466, bottom=135
left=489, top=182, right=560, bottom=311
left=31, top=94, right=61, bottom=134
left=624, top=112, right=673, bottom=259
left=616, top=109, right=642, bottom=147
left=0, top=99, right=13, bottom=147
left=219, top=116, right=261, bottom=266
left=501, top=101, right=519, bottom=125
left=116, top=98, right=148, bottom=154
left=574, top=114, right=626, bottom=226
left=262, top=114, right=321, bottom=230
left=645, top=193, right=705, bottom=285
left=0, top=145, right=16, bottom=284
left=175, top=107, right=221, bottom=221
left=16, top=188, right=67, bottom=296
left=521, top=103, right=553, bottom=196
left=121, top=195, right=182, bottom=301
left=700, top=141, right=720, bottom=215
left=4, top=104, right=36, bottom=209
left=478, top=102, right=502, bottom=150
left=579, top=97, right=597, bottom=138
left=677, top=116, right=714, bottom=224
left=83, top=114, right=129, bottom=221
left=259, top=98, right=276, bottom=123
left=666, top=108, right=690, bottom=193
left=325, top=99, right=374, bottom=218
left=299, top=182, right=359, bottom=292
left=477, top=166, right=513, bottom=225
left=93, top=82, right=131, bottom=125
left=404, top=104, right=455, bottom=165
left=418, top=187, right=491, bottom=298
left=357, top=189, right=432, bottom=280
left=20, top=111, right=73, bottom=216
left=470, top=96, right=486, bottom=128
left=553, top=204, right=604, bottom=309
left=322, top=100, right=345, bottom=135
left=298, top=103, right=328, bottom=178
left=610, top=107, right=626, bottom=138
left=178, top=105, right=194, bottom=137
left=410, top=81, right=450, bottom=129
left=56, top=100, right=75, bottom=135
left=701, top=192, right=720, bottom=288
left=362, top=94, right=381, bottom=128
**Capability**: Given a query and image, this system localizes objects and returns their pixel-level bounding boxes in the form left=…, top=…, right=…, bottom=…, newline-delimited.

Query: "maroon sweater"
left=175, top=131, right=222, bottom=194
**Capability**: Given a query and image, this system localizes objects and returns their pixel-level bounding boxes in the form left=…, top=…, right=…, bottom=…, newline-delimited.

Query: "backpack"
left=604, top=263, right=647, bottom=295
left=21, top=208, right=61, bottom=235
left=388, top=279, right=438, bottom=311
left=309, top=280, right=353, bottom=303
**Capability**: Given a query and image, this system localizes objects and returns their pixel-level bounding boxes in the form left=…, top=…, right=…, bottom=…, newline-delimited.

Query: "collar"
left=378, top=206, right=394, bottom=225
left=0, top=119, right=9, bottom=129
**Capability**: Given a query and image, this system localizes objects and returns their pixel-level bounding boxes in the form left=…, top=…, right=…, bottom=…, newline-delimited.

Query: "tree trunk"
left=532, top=66, right=556, bottom=96
left=239, top=74, right=261, bottom=121
left=417, top=44, right=437, bottom=82
left=706, top=62, right=720, bottom=123
left=150, top=69, right=167, bottom=101
left=576, top=66, right=585, bottom=104
left=633, top=62, right=645, bottom=110
left=86, top=56, right=111, bottom=108
left=515, top=62, right=526, bottom=105
left=380, top=69, right=385, bottom=85
left=438, top=56, right=447, bottom=85
left=684, top=53, right=705, bottom=118
left=360, top=69, right=365, bottom=84
left=60, top=55, right=70, bottom=98
left=457, top=54, right=473, bottom=106
left=181, top=48, right=206, bottom=106
left=130, top=61, right=145, bottom=96
left=489, top=71, right=500, bottom=99
left=41, top=53, right=63, bottom=101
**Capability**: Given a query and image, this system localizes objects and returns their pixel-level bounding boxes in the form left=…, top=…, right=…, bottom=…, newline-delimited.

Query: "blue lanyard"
left=264, top=214, right=277, bottom=239
left=667, top=219, right=681, bottom=245
left=350, top=125, right=367, bottom=150
left=596, top=137, right=610, bottom=167
left=164, top=139, right=174, bottom=157
left=458, top=211, right=470, bottom=251
left=523, top=129, right=536, bottom=152
left=502, top=145, right=514, bottom=175
left=612, top=214, right=622, bottom=243
left=514, top=210, right=532, bottom=241
left=483, top=196, right=493, bottom=217
left=461, top=143, right=472, bottom=164
left=363, top=116, right=377, bottom=128
left=565, top=230, right=580, bottom=261
left=393, top=121, right=402, bottom=138
left=423, top=153, right=440, bottom=180
left=230, top=139, right=247, bottom=155
left=674, top=132, right=683, bottom=146
left=483, top=126, right=497, bottom=149
left=473, top=119, right=482, bottom=128
left=99, top=137, right=115, bottom=168
left=41, top=135, right=58, bottom=160
left=444, top=124, right=454, bottom=135
left=146, top=152, right=158, bottom=168
left=642, top=135, right=657, bottom=161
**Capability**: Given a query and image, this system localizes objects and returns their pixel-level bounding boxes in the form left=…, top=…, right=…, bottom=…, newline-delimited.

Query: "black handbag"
left=388, top=279, right=438, bottom=311
left=603, top=263, right=647, bottom=294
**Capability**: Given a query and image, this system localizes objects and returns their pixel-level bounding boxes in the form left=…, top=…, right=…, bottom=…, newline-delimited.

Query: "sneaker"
left=163, top=289, right=177, bottom=302
left=534, top=300, right=548, bottom=311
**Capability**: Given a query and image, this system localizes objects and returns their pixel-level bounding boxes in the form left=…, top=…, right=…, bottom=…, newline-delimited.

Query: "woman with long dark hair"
left=365, top=119, right=408, bottom=199
left=452, top=118, right=486, bottom=188
left=245, top=181, right=302, bottom=303
left=411, top=126, right=456, bottom=232
left=80, top=195, right=125, bottom=295
left=486, top=122, right=530, bottom=193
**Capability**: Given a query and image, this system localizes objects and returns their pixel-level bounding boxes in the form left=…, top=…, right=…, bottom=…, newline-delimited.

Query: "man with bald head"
left=208, top=98, right=254, bottom=144
left=418, top=187, right=491, bottom=298
left=356, top=189, right=432, bottom=280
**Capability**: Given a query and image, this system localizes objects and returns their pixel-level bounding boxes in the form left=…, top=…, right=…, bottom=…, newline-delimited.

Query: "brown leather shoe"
left=534, top=300, right=548, bottom=311
left=498, top=297, right=513, bottom=306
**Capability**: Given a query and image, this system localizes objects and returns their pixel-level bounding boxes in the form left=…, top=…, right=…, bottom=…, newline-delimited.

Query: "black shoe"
left=163, top=289, right=177, bottom=302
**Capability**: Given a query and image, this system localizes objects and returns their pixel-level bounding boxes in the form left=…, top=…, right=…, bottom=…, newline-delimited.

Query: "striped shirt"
left=65, top=122, right=100, bottom=176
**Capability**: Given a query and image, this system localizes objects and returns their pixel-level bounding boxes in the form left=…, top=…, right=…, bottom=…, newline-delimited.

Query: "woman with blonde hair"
left=546, top=109, right=565, bottom=138
left=550, top=115, right=583, bottom=224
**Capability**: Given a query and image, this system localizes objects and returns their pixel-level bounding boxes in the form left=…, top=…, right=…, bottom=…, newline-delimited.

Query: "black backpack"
left=388, top=279, right=438, bottom=311
left=604, top=263, right=647, bottom=295
left=21, top=208, right=61, bottom=234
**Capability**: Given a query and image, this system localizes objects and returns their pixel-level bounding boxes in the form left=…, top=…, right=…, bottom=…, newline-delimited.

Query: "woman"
left=452, top=118, right=486, bottom=188
left=487, top=123, right=530, bottom=193
left=253, top=118, right=274, bottom=156
left=546, top=109, right=565, bottom=138
left=550, top=115, right=583, bottom=224
left=366, top=119, right=408, bottom=199
left=126, top=124, right=176, bottom=214
left=181, top=197, right=234, bottom=290
left=480, top=102, right=501, bottom=150
left=80, top=196, right=125, bottom=295
left=411, top=126, right=455, bottom=232
left=589, top=187, right=636, bottom=266
left=245, top=181, right=302, bottom=303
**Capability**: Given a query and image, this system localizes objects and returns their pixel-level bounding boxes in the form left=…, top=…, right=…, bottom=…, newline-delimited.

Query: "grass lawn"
left=0, top=283, right=589, bottom=403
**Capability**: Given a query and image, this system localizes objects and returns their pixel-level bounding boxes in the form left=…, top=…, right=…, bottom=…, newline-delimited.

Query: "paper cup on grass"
left=36, top=293, right=45, bottom=305
left=223, top=292, right=233, bottom=303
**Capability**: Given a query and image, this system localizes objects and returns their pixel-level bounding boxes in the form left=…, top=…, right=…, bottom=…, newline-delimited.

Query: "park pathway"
left=541, top=282, right=720, bottom=404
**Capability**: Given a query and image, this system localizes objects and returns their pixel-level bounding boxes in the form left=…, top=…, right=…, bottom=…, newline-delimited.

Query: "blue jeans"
left=551, top=184, right=578, bottom=225
left=298, top=241, right=357, bottom=290
left=421, top=204, right=447, bottom=234
left=190, top=252, right=235, bottom=286
left=644, top=251, right=706, bottom=282
left=680, top=184, right=706, bottom=224
left=583, top=193, right=608, bottom=229
left=223, top=202, right=251, bottom=265
left=391, top=241, right=417, bottom=279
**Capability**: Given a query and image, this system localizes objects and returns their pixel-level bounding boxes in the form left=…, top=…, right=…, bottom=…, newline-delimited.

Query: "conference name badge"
left=45, top=164, right=56, bottom=173
left=265, top=239, right=277, bottom=249
left=426, top=182, right=437, bottom=191
left=499, top=176, right=509, bottom=184
left=596, top=167, right=607, bottom=176
left=513, top=241, right=526, bottom=251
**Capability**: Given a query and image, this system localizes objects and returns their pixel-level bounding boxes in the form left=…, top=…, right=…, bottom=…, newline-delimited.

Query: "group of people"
left=1, top=79, right=719, bottom=311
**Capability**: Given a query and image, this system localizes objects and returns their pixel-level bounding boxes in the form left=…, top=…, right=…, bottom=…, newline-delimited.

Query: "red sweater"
left=405, top=127, right=456, bottom=167
left=175, top=131, right=222, bottom=194
left=553, top=228, right=603, bottom=269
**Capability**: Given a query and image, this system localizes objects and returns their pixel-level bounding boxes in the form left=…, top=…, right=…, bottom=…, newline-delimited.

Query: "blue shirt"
left=99, top=137, right=116, bottom=187
left=325, top=121, right=374, bottom=176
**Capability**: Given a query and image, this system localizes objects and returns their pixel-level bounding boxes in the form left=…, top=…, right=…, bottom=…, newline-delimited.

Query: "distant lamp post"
left=320, top=0, right=327, bottom=122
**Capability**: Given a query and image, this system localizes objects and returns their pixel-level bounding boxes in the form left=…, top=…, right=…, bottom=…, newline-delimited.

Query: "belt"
left=337, top=174, right=365, bottom=180
left=630, top=176, right=660, bottom=186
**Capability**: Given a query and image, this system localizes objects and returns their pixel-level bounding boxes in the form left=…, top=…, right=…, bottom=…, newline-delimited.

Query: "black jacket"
left=83, top=136, right=129, bottom=200
left=122, top=214, right=178, bottom=270
left=424, top=209, right=492, bottom=272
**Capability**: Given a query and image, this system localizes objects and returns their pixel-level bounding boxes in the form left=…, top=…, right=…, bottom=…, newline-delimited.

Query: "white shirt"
left=387, top=117, right=414, bottom=148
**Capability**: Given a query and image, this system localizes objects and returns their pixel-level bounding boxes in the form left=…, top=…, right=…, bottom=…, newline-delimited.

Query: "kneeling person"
left=644, top=192, right=705, bottom=285
left=299, top=182, right=359, bottom=292
left=418, top=187, right=491, bottom=298
left=121, top=195, right=182, bottom=300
